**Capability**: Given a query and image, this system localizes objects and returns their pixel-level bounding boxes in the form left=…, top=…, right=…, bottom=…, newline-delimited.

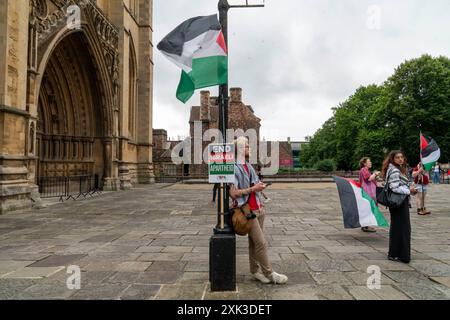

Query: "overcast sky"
left=153, top=0, right=450, bottom=141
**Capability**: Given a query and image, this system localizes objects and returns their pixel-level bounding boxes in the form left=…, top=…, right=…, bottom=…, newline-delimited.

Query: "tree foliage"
left=301, top=55, right=450, bottom=170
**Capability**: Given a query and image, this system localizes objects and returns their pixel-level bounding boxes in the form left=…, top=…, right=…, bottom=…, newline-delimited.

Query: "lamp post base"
left=209, top=233, right=236, bottom=292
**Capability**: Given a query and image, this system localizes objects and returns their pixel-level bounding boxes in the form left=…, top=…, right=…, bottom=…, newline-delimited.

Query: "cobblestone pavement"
left=1, top=183, right=450, bottom=300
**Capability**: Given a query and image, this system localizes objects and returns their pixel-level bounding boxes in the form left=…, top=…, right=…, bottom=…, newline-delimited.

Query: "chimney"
left=200, top=91, right=211, bottom=121
left=230, top=88, right=242, bottom=103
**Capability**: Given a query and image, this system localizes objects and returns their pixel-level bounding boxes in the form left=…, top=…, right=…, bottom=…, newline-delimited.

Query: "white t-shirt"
left=434, top=165, right=440, bottom=172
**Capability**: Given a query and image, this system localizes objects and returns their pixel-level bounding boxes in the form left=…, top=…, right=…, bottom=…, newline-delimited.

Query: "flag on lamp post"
left=157, top=14, right=228, bottom=103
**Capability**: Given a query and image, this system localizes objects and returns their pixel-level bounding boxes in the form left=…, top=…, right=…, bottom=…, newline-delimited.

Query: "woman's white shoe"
left=269, top=272, right=288, bottom=284
left=252, top=272, right=271, bottom=284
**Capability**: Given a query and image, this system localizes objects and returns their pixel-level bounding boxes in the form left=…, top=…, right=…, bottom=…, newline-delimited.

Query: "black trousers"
left=388, top=199, right=411, bottom=263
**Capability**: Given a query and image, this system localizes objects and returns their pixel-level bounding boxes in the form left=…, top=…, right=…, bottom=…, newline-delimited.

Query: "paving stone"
left=348, top=260, right=414, bottom=272
left=2, top=267, right=65, bottom=279
left=267, top=284, right=351, bottom=300
left=136, top=246, right=165, bottom=253
left=177, top=272, right=209, bottom=285
left=284, top=272, right=315, bottom=285
left=371, top=285, right=411, bottom=300
left=409, top=260, right=450, bottom=277
left=324, top=246, right=376, bottom=253
left=345, top=271, right=395, bottom=286
left=236, top=282, right=269, bottom=300
left=394, top=283, right=450, bottom=300
left=0, top=279, right=40, bottom=299
left=311, top=272, right=353, bottom=285
left=119, top=284, right=161, bottom=300
left=137, top=253, right=184, bottom=262
left=83, top=260, right=123, bottom=272
left=184, top=261, right=209, bottom=272
left=146, top=261, right=187, bottom=272
left=429, top=277, right=450, bottom=288
left=80, top=271, right=116, bottom=285
left=0, top=261, right=35, bottom=276
left=162, top=246, right=194, bottom=253
left=347, top=286, right=381, bottom=300
left=192, top=246, right=209, bottom=253
left=279, top=253, right=308, bottom=261
left=81, top=234, right=123, bottom=243
left=154, top=284, right=205, bottom=300
left=137, top=271, right=181, bottom=285
left=105, top=272, right=141, bottom=284
left=307, top=260, right=355, bottom=272
left=271, top=260, right=309, bottom=273
left=69, top=283, right=129, bottom=300
left=18, top=281, right=76, bottom=300
left=28, top=254, right=86, bottom=267
left=304, top=253, right=330, bottom=260
left=181, top=253, right=208, bottom=261
left=115, top=261, right=152, bottom=272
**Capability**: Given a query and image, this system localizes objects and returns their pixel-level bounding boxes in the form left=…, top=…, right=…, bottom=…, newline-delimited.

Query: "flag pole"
left=419, top=127, right=425, bottom=212
left=210, top=0, right=265, bottom=293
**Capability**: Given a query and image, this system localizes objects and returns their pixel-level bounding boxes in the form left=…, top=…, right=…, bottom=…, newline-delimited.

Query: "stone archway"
left=27, top=1, right=122, bottom=193
left=36, top=32, right=105, bottom=180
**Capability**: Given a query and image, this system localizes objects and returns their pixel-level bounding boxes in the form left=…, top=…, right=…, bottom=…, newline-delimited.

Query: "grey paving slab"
left=154, top=284, right=206, bottom=300
left=119, top=284, right=161, bottom=300
left=28, top=254, right=86, bottom=267
left=2, top=267, right=65, bottom=279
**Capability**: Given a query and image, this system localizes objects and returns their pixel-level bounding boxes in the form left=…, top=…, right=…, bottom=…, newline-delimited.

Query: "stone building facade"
left=188, top=88, right=261, bottom=175
left=0, top=0, right=154, bottom=214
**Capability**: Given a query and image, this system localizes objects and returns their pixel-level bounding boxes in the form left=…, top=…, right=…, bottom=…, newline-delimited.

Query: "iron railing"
left=38, top=175, right=101, bottom=201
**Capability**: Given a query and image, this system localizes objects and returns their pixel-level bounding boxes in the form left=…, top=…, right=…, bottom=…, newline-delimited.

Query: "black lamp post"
left=209, top=0, right=265, bottom=292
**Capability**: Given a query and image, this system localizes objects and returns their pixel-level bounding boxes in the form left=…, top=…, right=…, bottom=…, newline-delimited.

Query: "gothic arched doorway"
left=36, top=32, right=107, bottom=184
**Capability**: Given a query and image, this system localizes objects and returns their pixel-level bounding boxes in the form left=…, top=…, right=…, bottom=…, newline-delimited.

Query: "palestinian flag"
left=157, top=14, right=228, bottom=103
left=333, top=176, right=389, bottom=229
left=420, top=134, right=441, bottom=171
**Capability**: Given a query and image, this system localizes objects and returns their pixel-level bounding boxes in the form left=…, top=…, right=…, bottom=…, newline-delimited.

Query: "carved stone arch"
left=36, top=28, right=116, bottom=137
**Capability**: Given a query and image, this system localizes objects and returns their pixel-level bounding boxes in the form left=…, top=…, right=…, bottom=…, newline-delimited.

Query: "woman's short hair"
left=359, top=157, right=370, bottom=169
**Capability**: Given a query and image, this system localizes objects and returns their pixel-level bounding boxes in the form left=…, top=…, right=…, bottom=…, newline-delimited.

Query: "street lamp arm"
left=229, top=5, right=265, bottom=8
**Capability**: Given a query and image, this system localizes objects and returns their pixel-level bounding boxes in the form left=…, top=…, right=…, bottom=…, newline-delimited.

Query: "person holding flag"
left=417, top=134, right=441, bottom=215
left=358, top=157, right=381, bottom=233
left=412, top=163, right=431, bottom=215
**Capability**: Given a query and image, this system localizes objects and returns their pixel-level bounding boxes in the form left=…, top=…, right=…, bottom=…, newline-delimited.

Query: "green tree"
left=302, top=54, right=450, bottom=170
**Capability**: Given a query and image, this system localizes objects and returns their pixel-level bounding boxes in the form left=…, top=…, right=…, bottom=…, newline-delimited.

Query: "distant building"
left=266, top=138, right=309, bottom=171
left=152, top=129, right=183, bottom=178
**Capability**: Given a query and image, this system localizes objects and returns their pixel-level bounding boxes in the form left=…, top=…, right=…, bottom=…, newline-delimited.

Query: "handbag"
left=232, top=202, right=256, bottom=236
left=376, top=171, right=408, bottom=209
left=232, top=168, right=258, bottom=236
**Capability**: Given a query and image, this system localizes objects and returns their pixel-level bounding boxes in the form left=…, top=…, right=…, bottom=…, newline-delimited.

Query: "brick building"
left=188, top=88, right=261, bottom=175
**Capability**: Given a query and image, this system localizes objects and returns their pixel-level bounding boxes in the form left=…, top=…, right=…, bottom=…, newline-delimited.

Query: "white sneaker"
left=269, top=271, right=288, bottom=284
left=252, top=272, right=271, bottom=284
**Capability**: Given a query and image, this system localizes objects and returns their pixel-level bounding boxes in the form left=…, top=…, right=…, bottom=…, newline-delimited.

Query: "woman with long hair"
left=381, top=150, right=416, bottom=263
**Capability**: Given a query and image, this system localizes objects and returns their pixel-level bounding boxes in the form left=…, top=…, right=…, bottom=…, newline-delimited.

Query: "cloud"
left=153, top=0, right=450, bottom=141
